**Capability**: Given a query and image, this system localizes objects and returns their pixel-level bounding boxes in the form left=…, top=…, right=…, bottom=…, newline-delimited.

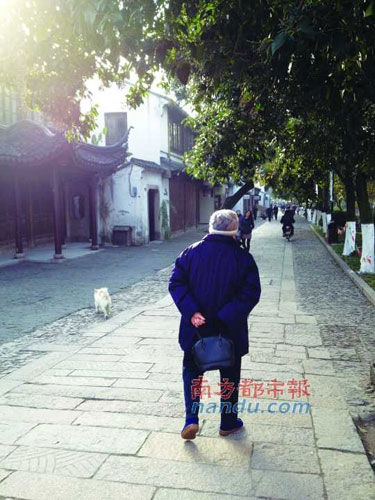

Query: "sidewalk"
left=0, top=242, right=103, bottom=268
left=0, top=221, right=373, bottom=499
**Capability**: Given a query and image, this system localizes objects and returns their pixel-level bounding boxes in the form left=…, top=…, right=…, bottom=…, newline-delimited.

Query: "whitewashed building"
left=87, top=81, right=199, bottom=245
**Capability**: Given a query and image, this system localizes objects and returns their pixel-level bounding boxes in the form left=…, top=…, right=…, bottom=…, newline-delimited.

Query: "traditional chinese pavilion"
left=0, top=120, right=129, bottom=259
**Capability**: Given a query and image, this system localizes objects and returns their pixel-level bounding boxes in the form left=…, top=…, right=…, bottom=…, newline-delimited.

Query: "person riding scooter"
left=280, top=205, right=295, bottom=237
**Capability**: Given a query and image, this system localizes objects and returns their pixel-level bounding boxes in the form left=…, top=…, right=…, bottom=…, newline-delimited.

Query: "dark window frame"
left=168, top=107, right=194, bottom=155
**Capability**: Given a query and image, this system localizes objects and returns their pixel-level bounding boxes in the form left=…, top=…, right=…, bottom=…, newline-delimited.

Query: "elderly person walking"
left=239, top=209, right=255, bottom=252
left=169, top=209, right=261, bottom=439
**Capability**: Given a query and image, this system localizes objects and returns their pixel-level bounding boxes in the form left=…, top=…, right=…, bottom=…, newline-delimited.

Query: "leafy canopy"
left=1, top=0, right=375, bottom=187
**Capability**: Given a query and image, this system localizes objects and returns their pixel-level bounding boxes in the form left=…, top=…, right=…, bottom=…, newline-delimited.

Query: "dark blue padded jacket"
left=168, top=233, right=261, bottom=356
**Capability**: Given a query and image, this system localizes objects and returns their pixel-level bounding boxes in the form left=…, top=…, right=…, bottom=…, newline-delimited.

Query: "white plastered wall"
left=85, top=80, right=173, bottom=244
left=99, top=165, right=170, bottom=245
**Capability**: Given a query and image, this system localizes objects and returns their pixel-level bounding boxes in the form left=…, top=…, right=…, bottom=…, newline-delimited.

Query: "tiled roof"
left=130, top=157, right=170, bottom=174
left=0, top=120, right=130, bottom=172
left=160, top=156, right=184, bottom=172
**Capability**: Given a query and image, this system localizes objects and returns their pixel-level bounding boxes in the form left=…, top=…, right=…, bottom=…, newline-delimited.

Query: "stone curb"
left=310, top=225, right=375, bottom=307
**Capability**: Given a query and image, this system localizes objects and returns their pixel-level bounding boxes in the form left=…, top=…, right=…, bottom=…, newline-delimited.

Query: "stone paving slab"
left=110, top=328, right=177, bottom=337
left=0, top=379, right=24, bottom=397
left=0, top=394, right=84, bottom=410
left=318, top=449, right=375, bottom=500
left=76, top=399, right=185, bottom=418
left=17, top=423, right=148, bottom=455
left=311, top=407, right=365, bottom=453
left=22, top=343, right=82, bottom=353
left=252, top=469, right=324, bottom=500
left=217, top=408, right=313, bottom=428
left=0, top=406, right=78, bottom=424
left=0, top=471, right=155, bottom=499
left=68, top=369, right=150, bottom=379
left=31, top=375, right=118, bottom=387
left=0, top=446, right=107, bottom=478
left=3, top=353, right=72, bottom=382
left=138, top=431, right=253, bottom=467
left=200, top=421, right=315, bottom=445
left=73, top=411, right=183, bottom=433
left=0, top=422, right=37, bottom=445
left=95, top=455, right=254, bottom=496
left=0, top=445, right=15, bottom=461
left=10, top=383, right=162, bottom=402
left=153, top=489, right=252, bottom=500
left=252, top=442, right=320, bottom=473
left=54, top=360, right=152, bottom=371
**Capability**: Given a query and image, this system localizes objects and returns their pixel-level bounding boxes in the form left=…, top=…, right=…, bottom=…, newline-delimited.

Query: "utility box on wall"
left=112, top=225, right=132, bottom=246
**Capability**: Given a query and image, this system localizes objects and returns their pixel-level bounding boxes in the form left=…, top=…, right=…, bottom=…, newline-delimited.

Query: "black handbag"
left=192, top=331, right=235, bottom=372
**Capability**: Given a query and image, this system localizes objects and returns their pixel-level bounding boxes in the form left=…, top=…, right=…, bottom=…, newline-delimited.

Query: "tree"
left=2, top=0, right=375, bottom=233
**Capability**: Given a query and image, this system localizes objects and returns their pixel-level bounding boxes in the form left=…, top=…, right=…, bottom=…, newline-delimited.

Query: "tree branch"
left=221, top=181, right=254, bottom=209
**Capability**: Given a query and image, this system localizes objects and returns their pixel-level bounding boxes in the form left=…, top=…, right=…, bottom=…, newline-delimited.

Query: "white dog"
left=94, top=288, right=111, bottom=319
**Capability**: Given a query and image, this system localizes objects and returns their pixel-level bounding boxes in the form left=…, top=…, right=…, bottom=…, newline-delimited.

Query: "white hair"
left=209, top=209, right=238, bottom=236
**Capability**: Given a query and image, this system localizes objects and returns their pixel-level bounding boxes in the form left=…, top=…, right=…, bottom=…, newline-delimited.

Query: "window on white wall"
left=105, top=112, right=127, bottom=145
left=167, top=105, right=195, bottom=155
left=169, top=121, right=182, bottom=153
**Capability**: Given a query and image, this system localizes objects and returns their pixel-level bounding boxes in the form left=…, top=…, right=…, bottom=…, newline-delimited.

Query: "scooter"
left=283, top=225, right=293, bottom=241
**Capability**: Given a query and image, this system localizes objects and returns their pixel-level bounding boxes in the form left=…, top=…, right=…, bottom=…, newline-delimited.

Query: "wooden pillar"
left=26, top=182, right=35, bottom=247
left=51, top=166, right=64, bottom=259
left=88, top=178, right=99, bottom=250
left=13, top=168, right=24, bottom=258
left=60, top=182, right=67, bottom=247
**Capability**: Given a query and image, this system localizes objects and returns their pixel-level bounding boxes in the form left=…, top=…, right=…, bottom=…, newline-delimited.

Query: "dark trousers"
left=182, top=350, right=242, bottom=429
left=241, top=237, right=251, bottom=252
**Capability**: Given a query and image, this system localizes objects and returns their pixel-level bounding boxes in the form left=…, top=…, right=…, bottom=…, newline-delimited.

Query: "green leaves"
left=297, top=20, right=316, bottom=39
left=271, top=31, right=287, bottom=56
left=2, top=0, right=374, bottom=194
left=365, top=1, right=375, bottom=17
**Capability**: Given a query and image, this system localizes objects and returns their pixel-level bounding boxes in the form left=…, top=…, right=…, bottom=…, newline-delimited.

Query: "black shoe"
left=219, top=418, right=244, bottom=436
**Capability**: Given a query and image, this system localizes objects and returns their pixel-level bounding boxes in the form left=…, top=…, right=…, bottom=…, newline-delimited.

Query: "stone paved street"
left=0, top=219, right=373, bottom=499
left=0, top=229, right=206, bottom=345
left=292, top=222, right=375, bottom=419
left=0, top=229, right=208, bottom=376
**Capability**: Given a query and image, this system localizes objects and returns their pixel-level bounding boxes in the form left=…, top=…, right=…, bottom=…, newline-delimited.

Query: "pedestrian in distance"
left=253, top=206, right=258, bottom=220
left=266, top=206, right=272, bottom=222
left=273, top=205, right=279, bottom=220
left=169, top=209, right=261, bottom=440
left=280, top=204, right=295, bottom=237
left=239, top=209, right=255, bottom=252
left=235, top=210, right=243, bottom=247
left=235, top=209, right=243, bottom=223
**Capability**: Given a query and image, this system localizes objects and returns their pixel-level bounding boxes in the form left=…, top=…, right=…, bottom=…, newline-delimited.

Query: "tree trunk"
left=356, top=172, right=373, bottom=224
left=340, top=169, right=357, bottom=255
left=322, top=184, right=330, bottom=213
left=322, top=212, right=328, bottom=233
left=343, top=173, right=356, bottom=221
left=304, top=198, right=309, bottom=218
left=221, top=181, right=254, bottom=209
left=356, top=172, right=374, bottom=273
